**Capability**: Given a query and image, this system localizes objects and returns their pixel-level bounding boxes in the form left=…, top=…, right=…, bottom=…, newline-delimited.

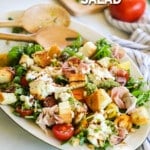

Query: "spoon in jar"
left=0, top=25, right=78, bottom=49
left=0, top=4, right=70, bottom=33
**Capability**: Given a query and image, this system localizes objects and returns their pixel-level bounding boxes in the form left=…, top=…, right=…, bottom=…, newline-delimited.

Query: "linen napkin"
left=104, top=9, right=150, bottom=150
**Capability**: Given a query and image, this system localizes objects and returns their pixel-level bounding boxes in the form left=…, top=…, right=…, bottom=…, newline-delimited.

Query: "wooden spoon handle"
left=0, top=32, right=35, bottom=42
left=0, top=20, right=22, bottom=27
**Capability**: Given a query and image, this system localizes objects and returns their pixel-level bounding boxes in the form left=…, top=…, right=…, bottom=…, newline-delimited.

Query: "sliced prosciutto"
left=36, top=105, right=64, bottom=132
left=111, top=86, right=136, bottom=113
left=110, top=128, right=128, bottom=145
left=122, top=93, right=137, bottom=114
left=112, top=45, right=125, bottom=59
left=111, top=86, right=129, bottom=109
left=62, top=57, right=90, bottom=78
left=110, top=66, right=129, bottom=85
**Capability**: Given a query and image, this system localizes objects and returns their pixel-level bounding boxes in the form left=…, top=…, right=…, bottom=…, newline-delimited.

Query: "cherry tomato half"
left=43, top=96, right=56, bottom=107
left=16, top=107, right=33, bottom=117
left=20, top=76, right=28, bottom=87
left=109, top=0, right=146, bottom=22
left=52, top=124, right=74, bottom=141
left=116, top=69, right=129, bottom=81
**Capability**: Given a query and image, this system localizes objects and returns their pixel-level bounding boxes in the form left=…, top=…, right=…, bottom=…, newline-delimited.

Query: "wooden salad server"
left=0, top=4, right=70, bottom=33
left=0, top=25, right=78, bottom=49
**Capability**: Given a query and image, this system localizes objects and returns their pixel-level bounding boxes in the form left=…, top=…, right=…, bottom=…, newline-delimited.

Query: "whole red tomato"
left=52, top=124, right=74, bottom=141
left=109, top=0, right=146, bottom=22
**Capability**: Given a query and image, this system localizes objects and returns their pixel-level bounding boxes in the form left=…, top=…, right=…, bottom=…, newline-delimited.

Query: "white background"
left=0, top=0, right=129, bottom=150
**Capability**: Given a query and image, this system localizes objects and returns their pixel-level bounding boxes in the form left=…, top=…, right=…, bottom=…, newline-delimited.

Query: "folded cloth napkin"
left=104, top=9, right=150, bottom=150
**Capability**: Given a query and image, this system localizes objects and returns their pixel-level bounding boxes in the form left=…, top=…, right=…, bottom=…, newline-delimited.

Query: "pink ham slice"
left=111, top=86, right=129, bottom=109
left=111, top=86, right=137, bottom=113
left=36, top=105, right=64, bottom=132
left=110, top=66, right=129, bottom=85
left=123, top=93, right=137, bottom=114
left=110, top=128, right=128, bottom=145
left=112, top=45, right=125, bottom=59
left=62, top=57, right=90, bottom=78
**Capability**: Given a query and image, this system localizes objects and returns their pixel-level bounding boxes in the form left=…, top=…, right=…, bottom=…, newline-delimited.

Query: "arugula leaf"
left=132, top=90, right=150, bottom=106
left=126, top=77, right=150, bottom=106
left=70, top=35, right=83, bottom=49
left=76, top=130, right=88, bottom=145
left=126, top=77, right=144, bottom=92
left=24, top=43, right=43, bottom=56
left=55, top=75, right=68, bottom=85
left=62, top=47, right=83, bottom=59
left=15, top=87, right=26, bottom=96
left=62, top=47, right=77, bottom=57
left=8, top=43, right=43, bottom=66
left=13, top=76, right=21, bottom=83
left=8, top=46, right=24, bottom=66
left=94, top=140, right=111, bottom=150
left=24, top=111, right=41, bottom=120
left=15, top=65, right=27, bottom=77
left=61, top=35, right=83, bottom=59
left=92, top=39, right=112, bottom=60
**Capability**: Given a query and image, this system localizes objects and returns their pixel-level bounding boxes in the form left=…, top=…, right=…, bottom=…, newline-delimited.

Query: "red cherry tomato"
left=43, top=96, right=56, bottom=107
left=116, top=69, right=129, bottom=81
left=20, top=76, right=28, bottom=87
left=116, top=69, right=129, bottom=85
left=16, top=107, right=33, bottom=117
left=109, top=0, right=146, bottom=22
left=52, top=124, right=74, bottom=141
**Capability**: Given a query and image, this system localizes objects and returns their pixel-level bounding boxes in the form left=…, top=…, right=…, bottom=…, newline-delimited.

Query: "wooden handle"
left=0, top=20, right=22, bottom=27
left=0, top=32, right=35, bottom=42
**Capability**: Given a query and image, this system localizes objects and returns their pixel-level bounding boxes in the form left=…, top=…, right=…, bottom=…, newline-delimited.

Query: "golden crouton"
left=131, top=106, right=149, bottom=126
left=70, top=81, right=85, bottom=101
left=29, top=80, right=49, bottom=100
left=79, top=42, right=96, bottom=58
left=48, top=45, right=61, bottom=59
left=58, top=101, right=72, bottom=124
left=115, top=114, right=132, bottom=131
left=0, top=67, right=14, bottom=84
left=72, top=87, right=85, bottom=101
left=85, top=89, right=112, bottom=112
left=33, top=50, right=50, bottom=67
left=70, top=81, right=85, bottom=90
left=0, top=53, right=9, bottom=67
left=33, top=45, right=61, bottom=68
left=0, top=92, right=17, bottom=104
left=68, top=73, right=85, bottom=82
left=19, top=54, right=34, bottom=67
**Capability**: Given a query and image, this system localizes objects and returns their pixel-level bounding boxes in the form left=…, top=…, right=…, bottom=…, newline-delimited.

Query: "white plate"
left=0, top=11, right=150, bottom=150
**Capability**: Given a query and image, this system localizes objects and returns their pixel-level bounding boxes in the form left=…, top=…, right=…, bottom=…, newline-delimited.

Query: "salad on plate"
left=0, top=35, right=149, bottom=150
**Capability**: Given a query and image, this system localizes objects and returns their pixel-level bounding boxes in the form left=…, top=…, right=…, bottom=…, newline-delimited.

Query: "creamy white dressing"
left=37, top=74, right=53, bottom=82
left=87, top=113, right=112, bottom=147
left=54, top=87, right=71, bottom=101
left=58, top=92, right=72, bottom=101
left=26, top=71, right=39, bottom=81
left=97, top=57, right=111, bottom=68
left=92, top=64, right=115, bottom=80
left=20, top=95, right=34, bottom=108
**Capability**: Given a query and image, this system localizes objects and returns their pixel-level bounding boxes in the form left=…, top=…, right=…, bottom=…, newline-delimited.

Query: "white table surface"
left=0, top=0, right=130, bottom=150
